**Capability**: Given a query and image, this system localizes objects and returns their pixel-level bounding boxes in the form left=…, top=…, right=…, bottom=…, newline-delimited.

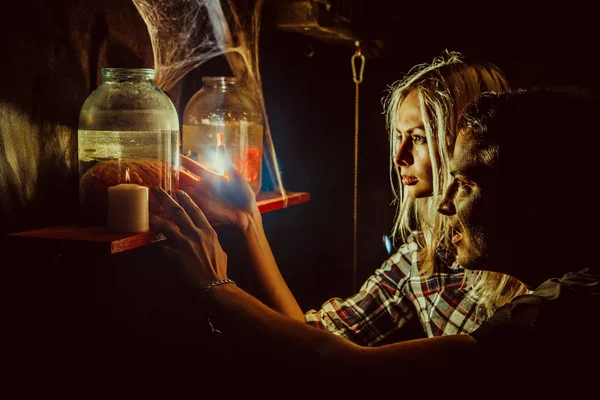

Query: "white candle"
left=107, top=169, right=149, bottom=233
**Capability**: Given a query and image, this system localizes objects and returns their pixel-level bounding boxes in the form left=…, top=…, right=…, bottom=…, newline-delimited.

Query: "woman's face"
left=393, top=90, right=434, bottom=198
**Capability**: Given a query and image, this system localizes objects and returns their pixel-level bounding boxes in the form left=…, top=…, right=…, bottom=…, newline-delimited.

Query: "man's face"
left=437, top=131, right=508, bottom=271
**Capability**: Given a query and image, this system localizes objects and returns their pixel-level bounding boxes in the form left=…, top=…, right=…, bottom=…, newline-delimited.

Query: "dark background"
left=1, top=0, right=597, bottom=395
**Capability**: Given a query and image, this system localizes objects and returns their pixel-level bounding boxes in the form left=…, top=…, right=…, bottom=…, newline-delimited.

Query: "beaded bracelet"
left=203, top=278, right=236, bottom=335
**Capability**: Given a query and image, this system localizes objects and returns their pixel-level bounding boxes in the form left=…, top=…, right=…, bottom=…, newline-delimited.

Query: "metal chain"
left=351, top=42, right=365, bottom=292
left=203, top=278, right=236, bottom=335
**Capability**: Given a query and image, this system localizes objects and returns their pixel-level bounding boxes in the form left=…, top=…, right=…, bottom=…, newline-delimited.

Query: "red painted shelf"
left=7, top=191, right=310, bottom=256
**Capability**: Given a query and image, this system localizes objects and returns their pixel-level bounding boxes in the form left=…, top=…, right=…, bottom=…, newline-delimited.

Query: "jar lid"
left=202, top=76, right=238, bottom=86
left=102, top=68, right=156, bottom=80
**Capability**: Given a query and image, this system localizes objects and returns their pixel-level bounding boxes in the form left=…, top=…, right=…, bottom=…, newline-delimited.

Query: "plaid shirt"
left=304, top=232, right=487, bottom=345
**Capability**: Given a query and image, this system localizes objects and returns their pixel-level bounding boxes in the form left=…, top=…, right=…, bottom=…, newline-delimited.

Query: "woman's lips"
left=401, top=175, right=418, bottom=185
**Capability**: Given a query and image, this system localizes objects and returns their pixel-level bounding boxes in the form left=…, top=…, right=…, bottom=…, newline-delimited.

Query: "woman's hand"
left=179, top=147, right=259, bottom=230
left=149, top=186, right=228, bottom=288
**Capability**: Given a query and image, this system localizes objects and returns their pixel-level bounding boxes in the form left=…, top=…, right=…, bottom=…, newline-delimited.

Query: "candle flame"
left=215, top=132, right=225, bottom=175
left=125, top=168, right=131, bottom=184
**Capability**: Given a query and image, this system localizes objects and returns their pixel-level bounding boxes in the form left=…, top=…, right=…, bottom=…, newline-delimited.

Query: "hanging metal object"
left=351, top=41, right=365, bottom=292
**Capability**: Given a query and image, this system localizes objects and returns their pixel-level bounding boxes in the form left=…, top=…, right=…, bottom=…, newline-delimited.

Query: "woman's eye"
left=412, top=134, right=427, bottom=144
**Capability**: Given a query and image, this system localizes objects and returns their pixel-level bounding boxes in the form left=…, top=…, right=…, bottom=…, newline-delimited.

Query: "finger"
left=151, top=185, right=180, bottom=210
left=187, top=170, right=220, bottom=194
left=175, top=190, right=212, bottom=231
left=149, top=201, right=172, bottom=221
left=175, top=189, right=208, bottom=228
left=151, top=186, right=196, bottom=235
left=149, top=214, right=186, bottom=247
left=179, top=169, right=200, bottom=188
left=179, top=184, right=211, bottom=209
left=180, top=153, right=222, bottom=180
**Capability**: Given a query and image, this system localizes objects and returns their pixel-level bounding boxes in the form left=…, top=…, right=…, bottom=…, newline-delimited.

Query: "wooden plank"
left=7, top=191, right=310, bottom=255
left=256, top=191, right=311, bottom=214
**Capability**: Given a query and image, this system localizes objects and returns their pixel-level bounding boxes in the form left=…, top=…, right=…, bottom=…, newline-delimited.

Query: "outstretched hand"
left=179, top=147, right=259, bottom=229
left=149, top=186, right=228, bottom=288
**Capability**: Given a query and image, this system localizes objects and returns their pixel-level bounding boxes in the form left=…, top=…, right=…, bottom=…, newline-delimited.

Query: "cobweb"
left=132, top=0, right=286, bottom=199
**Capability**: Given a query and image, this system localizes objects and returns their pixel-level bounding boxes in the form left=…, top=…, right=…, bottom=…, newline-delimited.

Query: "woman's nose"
left=394, top=139, right=412, bottom=167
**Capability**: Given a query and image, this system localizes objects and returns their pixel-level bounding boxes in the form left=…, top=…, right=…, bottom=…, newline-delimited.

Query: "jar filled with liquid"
left=182, top=76, right=264, bottom=194
left=78, top=68, right=180, bottom=226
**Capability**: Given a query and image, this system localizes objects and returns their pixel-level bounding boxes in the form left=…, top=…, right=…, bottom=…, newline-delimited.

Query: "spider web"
left=132, top=0, right=286, bottom=199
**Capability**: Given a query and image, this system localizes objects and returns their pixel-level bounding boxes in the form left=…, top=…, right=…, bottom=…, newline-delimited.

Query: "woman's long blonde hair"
left=383, top=50, right=530, bottom=316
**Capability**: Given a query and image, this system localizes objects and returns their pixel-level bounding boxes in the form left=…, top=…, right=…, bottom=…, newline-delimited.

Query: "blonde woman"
left=384, top=51, right=531, bottom=315
left=178, top=50, right=530, bottom=345
left=152, top=87, right=599, bottom=398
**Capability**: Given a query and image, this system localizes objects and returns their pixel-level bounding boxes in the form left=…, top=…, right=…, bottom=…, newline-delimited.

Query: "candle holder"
left=182, top=76, right=264, bottom=194
left=77, top=68, right=180, bottom=226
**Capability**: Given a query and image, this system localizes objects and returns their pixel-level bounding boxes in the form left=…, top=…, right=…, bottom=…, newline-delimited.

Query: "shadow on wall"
left=0, top=0, right=153, bottom=236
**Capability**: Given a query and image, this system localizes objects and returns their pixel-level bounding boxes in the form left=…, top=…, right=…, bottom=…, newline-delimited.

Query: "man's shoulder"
left=473, top=268, right=600, bottom=347
left=532, top=267, right=600, bottom=303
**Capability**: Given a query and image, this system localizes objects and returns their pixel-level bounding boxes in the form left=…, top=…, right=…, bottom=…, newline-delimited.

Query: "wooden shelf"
left=256, top=190, right=311, bottom=214
left=7, top=191, right=310, bottom=256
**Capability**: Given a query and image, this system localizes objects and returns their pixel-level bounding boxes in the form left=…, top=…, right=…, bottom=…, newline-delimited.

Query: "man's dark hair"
left=457, top=87, right=599, bottom=250
left=459, top=87, right=597, bottom=174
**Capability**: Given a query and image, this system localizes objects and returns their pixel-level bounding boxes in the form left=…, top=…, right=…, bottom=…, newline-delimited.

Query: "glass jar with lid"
left=78, top=68, right=180, bottom=226
left=182, top=76, right=264, bottom=194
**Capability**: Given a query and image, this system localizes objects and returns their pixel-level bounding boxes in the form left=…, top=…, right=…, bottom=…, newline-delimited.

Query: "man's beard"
left=456, top=230, right=487, bottom=270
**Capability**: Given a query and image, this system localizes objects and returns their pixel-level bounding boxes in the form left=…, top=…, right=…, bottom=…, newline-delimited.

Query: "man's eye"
left=457, top=179, right=471, bottom=192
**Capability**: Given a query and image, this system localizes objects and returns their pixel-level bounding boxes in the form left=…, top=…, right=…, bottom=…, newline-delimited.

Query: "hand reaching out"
left=149, top=186, right=228, bottom=288
left=179, top=147, right=259, bottom=230
left=177, top=148, right=305, bottom=321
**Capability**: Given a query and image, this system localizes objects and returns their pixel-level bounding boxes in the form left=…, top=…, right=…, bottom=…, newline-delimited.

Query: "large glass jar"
left=182, top=76, right=264, bottom=194
left=78, top=68, right=180, bottom=226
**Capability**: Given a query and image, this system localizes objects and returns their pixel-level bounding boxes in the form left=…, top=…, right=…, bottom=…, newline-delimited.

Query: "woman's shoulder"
left=391, top=232, right=457, bottom=270
left=380, top=231, right=422, bottom=274
left=387, top=231, right=422, bottom=264
left=393, top=231, right=457, bottom=264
